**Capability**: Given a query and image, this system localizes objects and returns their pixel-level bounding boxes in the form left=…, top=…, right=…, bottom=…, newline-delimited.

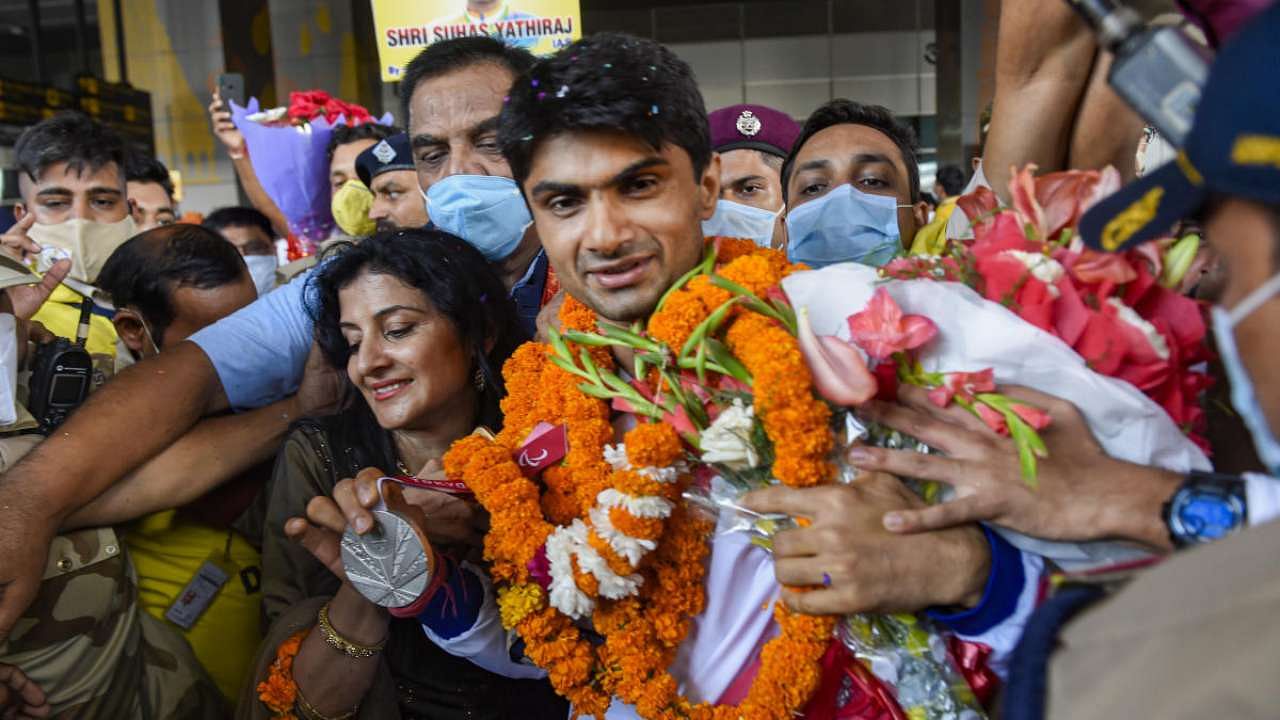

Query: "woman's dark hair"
left=310, top=228, right=526, bottom=468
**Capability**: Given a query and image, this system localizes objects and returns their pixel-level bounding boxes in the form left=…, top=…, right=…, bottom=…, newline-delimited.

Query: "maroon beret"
left=708, top=104, right=801, bottom=159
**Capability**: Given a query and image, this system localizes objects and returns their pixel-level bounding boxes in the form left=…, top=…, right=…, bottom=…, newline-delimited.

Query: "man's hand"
left=850, top=385, right=1180, bottom=550
left=0, top=663, right=49, bottom=719
left=2, top=260, right=69, bottom=322
left=743, top=471, right=990, bottom=616
left=295, top=343, right=343, bottom=418
left=0, top=214, right=40, bottom=264
left=208, top=91, right=247, bottom=160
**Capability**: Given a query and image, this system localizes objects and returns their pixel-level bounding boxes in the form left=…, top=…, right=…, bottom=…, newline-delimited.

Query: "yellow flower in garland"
left=498, top=583, right=545, bottom=629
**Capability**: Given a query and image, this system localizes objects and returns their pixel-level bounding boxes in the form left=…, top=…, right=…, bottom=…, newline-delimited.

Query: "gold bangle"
left=316, top=602, right=386, bottom=659
left=295, top=684, right=357, bottom=720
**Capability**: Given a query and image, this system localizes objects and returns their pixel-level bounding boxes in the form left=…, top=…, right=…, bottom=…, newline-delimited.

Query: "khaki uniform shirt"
left=1048, top=518, right=1280, bottom=719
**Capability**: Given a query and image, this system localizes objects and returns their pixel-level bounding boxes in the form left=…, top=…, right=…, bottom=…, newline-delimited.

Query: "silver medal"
left=341, top=509, right=431, bottom=609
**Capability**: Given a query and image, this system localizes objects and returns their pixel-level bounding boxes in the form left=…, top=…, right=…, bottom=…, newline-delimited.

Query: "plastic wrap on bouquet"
left=782, top=263, right=1211, bottom=571
left=229, top=98, right=394, bottom=248
left=688, top=410, right=987, bottom=720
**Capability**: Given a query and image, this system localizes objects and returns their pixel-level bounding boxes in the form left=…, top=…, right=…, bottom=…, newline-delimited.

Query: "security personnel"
left=356, top=133, right=429, bottom=231
left=705, top=104, right=801, bottom=248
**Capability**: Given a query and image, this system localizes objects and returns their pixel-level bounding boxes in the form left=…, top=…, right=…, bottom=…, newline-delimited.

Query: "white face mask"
left=0, top=314, right=17, bottom=426
left=29, top=216, right=136, bottom=286
left=243, top=254, right=278, bottom=296
left=701, top=199, right=781, bottom=248
left=1210, top=271, right=1280, bottom=476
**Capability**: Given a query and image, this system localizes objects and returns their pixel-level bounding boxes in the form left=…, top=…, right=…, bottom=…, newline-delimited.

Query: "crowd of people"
left=0, top=0, right=1276, bottom=718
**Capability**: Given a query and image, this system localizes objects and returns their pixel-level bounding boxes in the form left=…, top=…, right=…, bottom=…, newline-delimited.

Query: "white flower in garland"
left=699, top=399, right=760, bottom=470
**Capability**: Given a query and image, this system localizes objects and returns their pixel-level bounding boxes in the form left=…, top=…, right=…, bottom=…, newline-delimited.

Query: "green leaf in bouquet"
left=704, top=338, right=753, bottom=385
left=578, top=348, right=603, bottom=385
left=547, top=327, right=575, bottom=364
left=633, top=353, right=647, bottom=383
left=595, top=322, right=662, bottom=353
left=549, top=353, right=593, bottom=382
left=679, top=296, right=739, bottom=361
left=694, top=341, right=708, bottom=383
left=656, top=242, right=718, bottom=311
left=560, top=330, right=620, bottom=348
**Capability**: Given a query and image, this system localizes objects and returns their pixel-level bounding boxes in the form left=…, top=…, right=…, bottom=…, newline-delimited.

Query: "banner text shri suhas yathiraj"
left=385, top=16, right=577, bottom=49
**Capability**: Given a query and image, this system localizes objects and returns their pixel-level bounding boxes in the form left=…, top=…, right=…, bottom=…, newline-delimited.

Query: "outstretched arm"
left=209, top=91, right=291, bottom=239
left=0, top=341, right=227, bottom=638
left=982, top=0, right=1099, bottom=204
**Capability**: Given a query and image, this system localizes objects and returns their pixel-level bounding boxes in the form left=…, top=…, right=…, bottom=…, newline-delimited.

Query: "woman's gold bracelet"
left=295, top=684, right=358, bottom=720
left=316, top=602, right=387, bottom=659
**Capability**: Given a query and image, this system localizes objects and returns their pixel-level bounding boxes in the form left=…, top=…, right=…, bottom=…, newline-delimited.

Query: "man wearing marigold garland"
left=322, top=32, right=1046, bottom=719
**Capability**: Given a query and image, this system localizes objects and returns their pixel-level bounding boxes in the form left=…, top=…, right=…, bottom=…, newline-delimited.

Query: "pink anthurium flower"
left=847, top=288, right=938, bottom=360
left=796, top=306, right=878, bottom=407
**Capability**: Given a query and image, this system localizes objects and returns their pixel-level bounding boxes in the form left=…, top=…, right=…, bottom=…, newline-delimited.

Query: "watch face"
left=1173, top=489, right=1245, bottom=543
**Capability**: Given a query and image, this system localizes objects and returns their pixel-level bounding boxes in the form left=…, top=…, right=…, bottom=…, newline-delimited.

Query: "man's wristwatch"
left=1162, top=470, right=1248, bottom=548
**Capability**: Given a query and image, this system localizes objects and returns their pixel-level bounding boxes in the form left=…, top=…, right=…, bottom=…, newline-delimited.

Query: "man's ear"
left=111, top=309, right=147, bottom=357
left=911, top=200, right=929, bottom=231
left=127, top=198, right=140, bottom=223
left=698, top=153, right=722, bottom=221
left=12, top=203, right=26, bottom=223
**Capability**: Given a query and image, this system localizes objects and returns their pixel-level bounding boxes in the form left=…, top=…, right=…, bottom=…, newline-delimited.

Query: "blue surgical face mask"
left=784, top=184, right=908, bottom=268
left=702, top=199, right=780, bottom=248
left=424, top=175, right=533, bottom=262
left=1210, top=271, right=1280, bottom=476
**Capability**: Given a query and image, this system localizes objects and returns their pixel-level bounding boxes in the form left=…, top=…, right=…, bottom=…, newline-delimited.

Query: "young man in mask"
left=1, top=112, right=135, bottom=358
left=354, top=132, right=429, bottom=232
left=780, top=100, right=930, bottom=269
left=203, top=206, right=280, bottom=296
left=702, top=103, right=800, bottom=248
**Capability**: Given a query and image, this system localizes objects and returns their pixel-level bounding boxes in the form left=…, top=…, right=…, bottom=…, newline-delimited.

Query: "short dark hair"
left=398, top=37, right=536, bottom=125
left=125, top=151, right=174, bottom=198
left=13, top=111, right=126, bottom=185
left=782, top=99, right=921, bottom=203
left=935, top=164, right=967, bottom=197
left=499, top=33, right=710, bottom=185
left=326, top=123, right=398, bottom=163
left=96, top=224, right=248, bottom=345
left=311, top=229, right=525, bottom=462
left=203, top=206, right=275, bottom=239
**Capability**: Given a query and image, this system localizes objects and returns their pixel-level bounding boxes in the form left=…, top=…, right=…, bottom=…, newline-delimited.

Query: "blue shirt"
left=190, top=256, right=547, bottom=410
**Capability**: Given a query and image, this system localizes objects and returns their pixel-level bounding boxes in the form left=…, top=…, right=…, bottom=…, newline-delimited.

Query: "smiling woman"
left=244, top=229, right=568, bottom=719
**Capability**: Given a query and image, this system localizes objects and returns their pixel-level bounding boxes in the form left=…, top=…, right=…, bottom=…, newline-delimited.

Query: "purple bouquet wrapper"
left=230, top=98, right=393, bottom=244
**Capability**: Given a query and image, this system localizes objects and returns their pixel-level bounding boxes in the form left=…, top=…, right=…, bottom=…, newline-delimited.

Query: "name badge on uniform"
left=164, top=553, right=230, bottom=630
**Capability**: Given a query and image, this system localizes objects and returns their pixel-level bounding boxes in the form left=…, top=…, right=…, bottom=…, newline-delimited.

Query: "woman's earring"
left=474, top=367, right=486, bottom=392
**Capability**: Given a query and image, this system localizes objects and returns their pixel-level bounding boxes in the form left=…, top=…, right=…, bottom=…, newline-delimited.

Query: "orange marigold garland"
left=257, top=629, right=307, bottom=719
left=444, top=240, right=837, bottom=719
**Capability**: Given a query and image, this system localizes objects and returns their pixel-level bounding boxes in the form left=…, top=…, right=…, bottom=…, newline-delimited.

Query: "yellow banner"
left=370, top=0, right=582, bottom=81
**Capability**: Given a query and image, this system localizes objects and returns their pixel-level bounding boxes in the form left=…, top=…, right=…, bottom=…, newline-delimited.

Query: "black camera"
left=26, top=300, right=95, bottom=434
